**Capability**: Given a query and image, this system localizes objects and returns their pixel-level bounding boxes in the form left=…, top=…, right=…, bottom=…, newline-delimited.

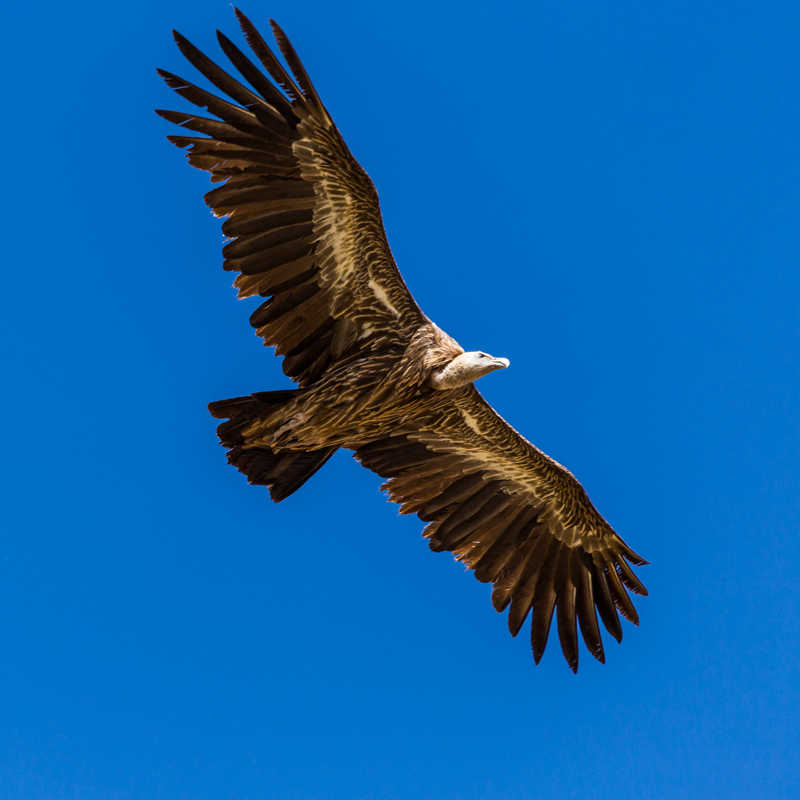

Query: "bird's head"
left=429, top=351, right=510, bottom=390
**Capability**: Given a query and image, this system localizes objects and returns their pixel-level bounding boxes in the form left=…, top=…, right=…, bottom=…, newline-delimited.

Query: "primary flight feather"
left=157, top=9, right=648, bottom=672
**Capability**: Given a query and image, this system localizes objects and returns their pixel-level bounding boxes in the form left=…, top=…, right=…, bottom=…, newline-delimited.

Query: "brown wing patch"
left=157, top=36, right=332, bottom=385
left=355, top=420, right=647, bottom=673
left=158, top=11, right=425, bottom=386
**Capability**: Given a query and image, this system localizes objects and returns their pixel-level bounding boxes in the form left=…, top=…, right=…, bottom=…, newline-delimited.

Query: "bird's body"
left=231, top=321, right=466, bottom=452
left=158, top=10, right=648, bottom=671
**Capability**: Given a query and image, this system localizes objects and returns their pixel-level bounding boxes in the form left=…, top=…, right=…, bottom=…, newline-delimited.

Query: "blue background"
left=2, top=1, right=798, bottom=797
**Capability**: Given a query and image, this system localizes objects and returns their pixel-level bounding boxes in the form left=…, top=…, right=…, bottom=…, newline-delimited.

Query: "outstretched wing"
left=355, top=387, right=648, bottom=672
left=157, top=10, right=426, bottom=386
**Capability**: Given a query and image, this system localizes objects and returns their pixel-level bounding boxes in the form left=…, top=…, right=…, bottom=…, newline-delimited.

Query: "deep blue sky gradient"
left=2, top=1, right=799, bottom=797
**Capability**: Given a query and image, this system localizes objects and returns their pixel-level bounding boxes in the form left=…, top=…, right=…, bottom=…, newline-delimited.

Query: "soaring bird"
left=157, top=9, right=648, bottom=672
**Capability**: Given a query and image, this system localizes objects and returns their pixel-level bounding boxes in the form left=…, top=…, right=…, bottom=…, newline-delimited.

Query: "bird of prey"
left=157, top=9, right=648, bottom=672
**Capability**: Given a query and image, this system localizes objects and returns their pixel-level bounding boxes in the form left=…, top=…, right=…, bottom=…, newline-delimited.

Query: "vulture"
left=156, top=9, right=648, bottom=672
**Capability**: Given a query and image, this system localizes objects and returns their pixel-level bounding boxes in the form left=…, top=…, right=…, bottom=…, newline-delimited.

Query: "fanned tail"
left=209, top=390, right=336, bottom=501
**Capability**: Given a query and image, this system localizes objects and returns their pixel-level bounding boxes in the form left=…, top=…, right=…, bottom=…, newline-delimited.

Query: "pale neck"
left=429, top=360, right=479, bottom=390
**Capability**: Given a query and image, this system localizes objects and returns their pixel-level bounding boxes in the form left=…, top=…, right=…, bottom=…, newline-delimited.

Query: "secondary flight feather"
left=157, top=9, right=648, bottom=672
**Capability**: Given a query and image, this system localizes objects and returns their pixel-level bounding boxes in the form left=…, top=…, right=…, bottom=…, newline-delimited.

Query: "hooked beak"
left=492, top=357, right=510, bottom=370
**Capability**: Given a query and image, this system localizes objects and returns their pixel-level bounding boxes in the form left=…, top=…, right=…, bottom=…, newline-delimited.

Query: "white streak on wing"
left=368, top=278, right=400, bottom=316
left=322, top=203, right=355, bottom=282
left=461, top=408, right=484, bottom=437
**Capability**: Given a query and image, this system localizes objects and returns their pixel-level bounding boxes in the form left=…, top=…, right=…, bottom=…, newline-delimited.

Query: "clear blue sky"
left=2, top=1, right=798, bottom=797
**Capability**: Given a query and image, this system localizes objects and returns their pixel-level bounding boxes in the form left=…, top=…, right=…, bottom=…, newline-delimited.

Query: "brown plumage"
left=157, top=10, right=648, bottom=672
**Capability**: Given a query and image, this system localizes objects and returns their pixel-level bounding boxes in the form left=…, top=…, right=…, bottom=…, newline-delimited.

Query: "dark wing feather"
left=158, top=11, right=425, bottom=386
left=355, top=387, right=647, bottom=672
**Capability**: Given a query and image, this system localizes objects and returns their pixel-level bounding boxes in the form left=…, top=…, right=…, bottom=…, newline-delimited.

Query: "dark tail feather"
left=208, top=389, right=336, bottom=501
left=226, top=444, right=336, bottom=501
left=209, top=389, right=297, bottom=446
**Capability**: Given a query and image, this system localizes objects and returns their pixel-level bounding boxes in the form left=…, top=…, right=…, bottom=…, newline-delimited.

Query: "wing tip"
left=617, top=603, right=640, bottom=626
left=618, top=537, right=649, bottom=567
left=156, top=68, right=189, bottom=90
left=171, top=30, right=197, bottom=59
left=586, top=634, right=607, bottom=664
